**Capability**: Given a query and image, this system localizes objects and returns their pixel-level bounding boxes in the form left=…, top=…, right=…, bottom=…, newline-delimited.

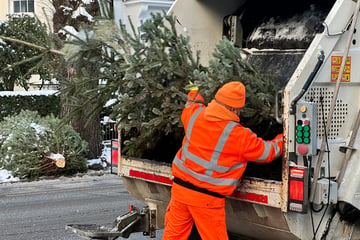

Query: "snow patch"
left=58, top=25, right=79, bottom=38
left=0, top=169, right=19, bottom=183
left=87, top=158, right=107, bottom=168
left=72, top=6, right=93, bottom=22
left=30, top=123, right=48, bottom=136
left=82, top=0, right=95, bottom=4
left=48, top=153, right=64, bottom=160
left=0, top=90, right=58, bottom=97
left=60, top=5, right=73, bottom=15
left=104, top=99, right=118, bottom=108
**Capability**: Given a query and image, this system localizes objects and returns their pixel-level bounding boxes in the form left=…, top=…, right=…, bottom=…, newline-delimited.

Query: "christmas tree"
left=60, top=12, right=282, bottom=162
left=6, top=11, right=281, bottom=163
left=0, top=110, right=88, bottom=179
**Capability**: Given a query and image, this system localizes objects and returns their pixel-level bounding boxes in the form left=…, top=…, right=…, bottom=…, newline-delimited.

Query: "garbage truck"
left=67, top=0, right=360, bottom=239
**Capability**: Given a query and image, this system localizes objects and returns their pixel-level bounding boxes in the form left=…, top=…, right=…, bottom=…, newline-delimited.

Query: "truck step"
left=66, top=224, right=123, bottom=239
left=66, top=207, right=149, bottom=239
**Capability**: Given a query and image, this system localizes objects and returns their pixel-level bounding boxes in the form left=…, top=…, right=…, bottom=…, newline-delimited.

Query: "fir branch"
left=2, top=52, right=46, bottom=71
left=0, top=36, right=64, bottom=56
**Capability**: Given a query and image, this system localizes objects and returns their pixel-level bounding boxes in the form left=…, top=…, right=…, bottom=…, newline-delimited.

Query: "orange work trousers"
left=162, top=183, right=228, bottom=240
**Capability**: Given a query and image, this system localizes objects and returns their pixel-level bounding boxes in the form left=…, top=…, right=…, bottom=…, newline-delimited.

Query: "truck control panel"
left=295, top=101, right=317, bottom=156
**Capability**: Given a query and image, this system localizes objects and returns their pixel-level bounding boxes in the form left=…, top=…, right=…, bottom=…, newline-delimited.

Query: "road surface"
left=0, top=171, right=164, bottom=240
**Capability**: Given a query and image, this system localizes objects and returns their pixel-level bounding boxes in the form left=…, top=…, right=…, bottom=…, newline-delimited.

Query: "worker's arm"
left=181, top=89, right=205, bottom=129
left=187, top=89, right=204, bottom=103
left=186, top=80, right=204, bottom=103
left=241, top=130, right=283, bottom=163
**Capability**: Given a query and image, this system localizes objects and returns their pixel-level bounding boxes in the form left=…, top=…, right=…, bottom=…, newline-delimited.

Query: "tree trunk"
left=52, top=0, right=102, bottom=159
left=73, top=115, right=102, bottom=159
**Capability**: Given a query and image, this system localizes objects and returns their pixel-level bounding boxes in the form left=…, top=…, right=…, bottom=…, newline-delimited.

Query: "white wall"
left=114, top=0, right=174, bottom=33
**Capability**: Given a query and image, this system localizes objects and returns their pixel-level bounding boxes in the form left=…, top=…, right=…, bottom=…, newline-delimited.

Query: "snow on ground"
left=0, top=169, right=19, bottom=183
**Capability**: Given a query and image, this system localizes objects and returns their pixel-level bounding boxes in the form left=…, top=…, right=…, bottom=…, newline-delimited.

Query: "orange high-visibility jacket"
left=172, top=90, right=283, bottom=196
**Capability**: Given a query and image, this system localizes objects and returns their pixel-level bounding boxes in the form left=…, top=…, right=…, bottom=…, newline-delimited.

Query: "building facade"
left=114, top=0, right=174, bottom=32
left=1, top=0, right=175, bottom=28
left=0, top=0, right=54, bottom=31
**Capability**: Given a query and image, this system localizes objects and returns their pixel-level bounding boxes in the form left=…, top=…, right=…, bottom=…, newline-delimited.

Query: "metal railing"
left=101, top=119, right=118, bottom=141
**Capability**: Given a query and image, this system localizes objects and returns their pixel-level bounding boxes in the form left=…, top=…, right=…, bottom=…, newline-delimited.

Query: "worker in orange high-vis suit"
left=162, top=81, right=283, bottom=240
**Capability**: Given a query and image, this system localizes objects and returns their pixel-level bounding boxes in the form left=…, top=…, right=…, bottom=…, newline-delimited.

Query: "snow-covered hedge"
left=0, top=91, right=60, bottom=121
left=0, top=110, right=88, bottom=179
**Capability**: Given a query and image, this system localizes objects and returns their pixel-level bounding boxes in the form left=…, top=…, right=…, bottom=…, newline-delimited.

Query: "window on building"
left=13, top=0, right=34, bottom=13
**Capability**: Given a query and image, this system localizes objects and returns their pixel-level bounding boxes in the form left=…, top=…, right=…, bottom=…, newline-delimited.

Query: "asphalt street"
left=0, top=171, right=164, bottom=240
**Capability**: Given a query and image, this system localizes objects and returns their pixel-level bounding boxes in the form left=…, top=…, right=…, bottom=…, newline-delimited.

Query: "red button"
left=304, top=120, right=310, bottom=125
left=297, top=144, right=308, bottom=155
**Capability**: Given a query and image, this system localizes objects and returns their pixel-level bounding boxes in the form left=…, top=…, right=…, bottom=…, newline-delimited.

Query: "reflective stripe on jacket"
left=172, top=92, right=283, bottom=196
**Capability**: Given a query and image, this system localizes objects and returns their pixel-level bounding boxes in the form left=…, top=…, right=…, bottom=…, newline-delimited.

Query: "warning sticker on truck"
left=331, top=56, right=351, bottom=82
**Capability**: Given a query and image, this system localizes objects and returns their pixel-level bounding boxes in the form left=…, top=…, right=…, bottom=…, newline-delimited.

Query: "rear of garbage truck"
left=120, top=0, right=360, bottom=239
left=68, top=0, right=360, bottom=239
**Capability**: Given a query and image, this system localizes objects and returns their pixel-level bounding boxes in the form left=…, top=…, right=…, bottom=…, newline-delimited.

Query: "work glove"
left=188, top=80, right=199, bottom=91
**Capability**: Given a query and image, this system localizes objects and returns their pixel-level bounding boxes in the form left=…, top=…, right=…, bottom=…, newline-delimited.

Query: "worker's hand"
left=188, top=80, right=199, bottom=91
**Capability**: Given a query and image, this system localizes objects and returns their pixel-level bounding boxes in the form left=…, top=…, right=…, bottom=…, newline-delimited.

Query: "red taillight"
left=290, top=168, right=304, bottom=178
left=288, top=167, right=308, bottom=213
left=289, top=168, right=305, bottom=201
left=290, top=180, right=304, bottom=201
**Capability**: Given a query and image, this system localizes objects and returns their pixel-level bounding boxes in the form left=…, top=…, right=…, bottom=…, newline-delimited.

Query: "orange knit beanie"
left=215, top=81, right=245, bottom=108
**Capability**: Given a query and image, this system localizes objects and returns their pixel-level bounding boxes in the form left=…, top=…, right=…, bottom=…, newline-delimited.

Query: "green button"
left=296, top=125, right=303, bottom=131
left=297, top=137, right=303, bottom=143
left=304, top=138, right=310, bottom=144
left=304, top=132, right=310, bottom=138
left=297, top=131, right=303, bottom=137
left=304, top=125, right=310, bottom=131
